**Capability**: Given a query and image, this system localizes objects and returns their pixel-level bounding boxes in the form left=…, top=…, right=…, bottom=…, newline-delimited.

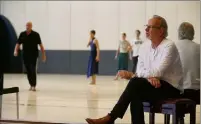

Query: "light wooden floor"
left=2, top=74, right=200, bottom=124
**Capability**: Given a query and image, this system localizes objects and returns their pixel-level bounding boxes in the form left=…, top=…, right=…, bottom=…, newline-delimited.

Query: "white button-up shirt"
left=136, top=38, right=183, bottom=90
left=175, top=39, right=200, bottom=90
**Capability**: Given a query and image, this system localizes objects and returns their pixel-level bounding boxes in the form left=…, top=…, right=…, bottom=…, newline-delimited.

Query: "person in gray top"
left=175, top=22, right=200, bottom=90
left=175, top=22, right=200, bottom=103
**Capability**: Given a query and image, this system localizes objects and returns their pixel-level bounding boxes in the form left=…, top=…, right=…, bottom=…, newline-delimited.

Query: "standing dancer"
left=131, top=30, right=144, bottom=73
left=87, top=30, right=100, bottom=85
left=114, top=33, right=131, bottom=80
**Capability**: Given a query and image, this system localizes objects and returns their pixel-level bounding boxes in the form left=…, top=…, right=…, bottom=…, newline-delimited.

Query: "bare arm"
left=14, top=44, right=20, bottom=53
left=94, top=39, right=100, bottom=59
left=14, top=33, right=23, bottom=56
left=87, top=42, right=90, bottom=47
left=87, top=38, right=91, bottom=47
left=36, top=33, right=46, bottom=60
left=36, top=33, right=46, bottom=62
left=39, top=44, right=45, bottom=56
left=127, top=40, right=132, bottom=52
left=38, top=44, right=46, bottom=62
left=116, top=46, right=120, bottom=57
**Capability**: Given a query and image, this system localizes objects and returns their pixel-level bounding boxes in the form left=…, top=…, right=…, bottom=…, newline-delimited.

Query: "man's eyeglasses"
left=144, top=25, right=161, bottom=29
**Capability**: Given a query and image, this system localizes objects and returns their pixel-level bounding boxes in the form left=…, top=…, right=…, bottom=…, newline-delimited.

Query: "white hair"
left=178, top=22, right=194, bottom=40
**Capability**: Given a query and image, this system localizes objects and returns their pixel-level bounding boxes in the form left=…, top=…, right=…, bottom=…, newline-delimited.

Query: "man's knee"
left=130, top=77, right=148, bottom=85
left=127, top=77, right=148, bottom=91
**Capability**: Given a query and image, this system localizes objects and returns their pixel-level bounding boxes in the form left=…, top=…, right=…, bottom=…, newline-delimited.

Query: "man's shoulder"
left=31, top=30, right=39, bottom=35
left=161, top=39, right=176, bottom=48
left=20, top=31, right=26, bottom=35
left=176, top=40, right=200, bottom=49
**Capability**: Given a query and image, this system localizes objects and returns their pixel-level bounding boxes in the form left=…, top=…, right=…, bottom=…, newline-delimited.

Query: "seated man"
left=86, top=15, right=183, bottom=124
left=175, top=22, right=200, bottom=103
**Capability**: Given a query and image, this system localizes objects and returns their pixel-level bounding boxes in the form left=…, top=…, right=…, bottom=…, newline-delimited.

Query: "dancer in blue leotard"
left=87, top=30, right=100, bottom=85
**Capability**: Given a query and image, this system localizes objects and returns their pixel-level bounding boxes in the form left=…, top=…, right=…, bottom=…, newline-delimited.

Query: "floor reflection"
left=25, top=92, right=37, bottom=120
left=87, top=86, right=99, bottom=118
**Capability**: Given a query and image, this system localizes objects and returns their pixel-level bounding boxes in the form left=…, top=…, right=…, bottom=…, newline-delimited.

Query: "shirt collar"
left=151, top=38, right=167, bottom=49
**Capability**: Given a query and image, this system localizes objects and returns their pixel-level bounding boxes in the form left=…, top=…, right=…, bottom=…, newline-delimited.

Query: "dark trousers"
left=0, top=72, right=3, bottom=95
left=23, top=56, right=38, bottom=87
left=110, top=77, right=181, bottom=124
left=183, top=89, right=200, bottom=104
left=132, top=56, right=138, bottom=73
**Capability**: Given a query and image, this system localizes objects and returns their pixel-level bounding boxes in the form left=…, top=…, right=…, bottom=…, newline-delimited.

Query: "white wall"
left=1, top=1, right=200, bottom=50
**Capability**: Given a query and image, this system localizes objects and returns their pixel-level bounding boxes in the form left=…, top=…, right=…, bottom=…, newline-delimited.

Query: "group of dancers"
left=12, top=21, right=144, bottom=90
left=86, top=29, right=144, bottom=84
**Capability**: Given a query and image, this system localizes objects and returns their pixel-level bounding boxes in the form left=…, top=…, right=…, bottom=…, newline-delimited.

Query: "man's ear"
left=160, top=28, right=165, bottom=37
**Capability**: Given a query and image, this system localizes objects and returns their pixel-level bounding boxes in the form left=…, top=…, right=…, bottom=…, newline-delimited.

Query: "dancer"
left=14, top=22, right=46, bottom=91
left=114, top=33, right=131, bottom=80
left=131, top=30, right=143, bottom=73
left=87, top=30, right=100, bottom=85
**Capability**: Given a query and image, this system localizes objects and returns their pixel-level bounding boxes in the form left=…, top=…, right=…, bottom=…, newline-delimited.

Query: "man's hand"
left=14, top=44, right=20, bottom=57
left=147, top=77, right=161, bottom=88
left=42, top=54, right=46, bottom=62
left=14, top=51, right=18, bottom=57
left=118, top=70, right=134, bottom=80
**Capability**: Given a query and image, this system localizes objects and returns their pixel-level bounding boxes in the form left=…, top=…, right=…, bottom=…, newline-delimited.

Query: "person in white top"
left=175, top=22, right=200, bottom=103
left=86, top=15, right=183, bottom=124
left=131, top=30, right=144, bottom=73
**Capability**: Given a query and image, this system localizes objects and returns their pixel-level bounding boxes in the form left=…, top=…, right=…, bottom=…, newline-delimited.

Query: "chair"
left=0, top=87, right=19, bottom=119
left=143, top=89, right=200, bottom=124
left=143, top=98, right=196, bottom=124
left=161, top=89, right=200, bottom=124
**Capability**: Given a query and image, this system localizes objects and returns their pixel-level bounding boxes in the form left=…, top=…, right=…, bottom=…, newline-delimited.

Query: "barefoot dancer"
left=87, top=30, right=100, bottom=85
left=114, top=33, right=131, bottom=80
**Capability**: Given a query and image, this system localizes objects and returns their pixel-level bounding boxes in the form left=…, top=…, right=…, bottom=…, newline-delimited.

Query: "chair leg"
left=172, top=113, right=179, bottom=124
left=0, top=95, right=2, bottom=119
left=16, top=92, right=19, bottom=119
left=179, top=117, right=184, bottom=124
left=149, top=113, right=155, bottom=124
left=164, top=114, right=170, bottom=124
left=190, top=105, right=196, bottom=124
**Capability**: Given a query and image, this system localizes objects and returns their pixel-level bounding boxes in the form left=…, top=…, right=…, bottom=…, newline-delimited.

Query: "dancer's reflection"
left=87, top=86, right=99, bottom=118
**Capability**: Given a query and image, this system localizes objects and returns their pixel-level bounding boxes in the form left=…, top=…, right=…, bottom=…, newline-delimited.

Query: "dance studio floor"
left=1, top=74, right=200, bottom=124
